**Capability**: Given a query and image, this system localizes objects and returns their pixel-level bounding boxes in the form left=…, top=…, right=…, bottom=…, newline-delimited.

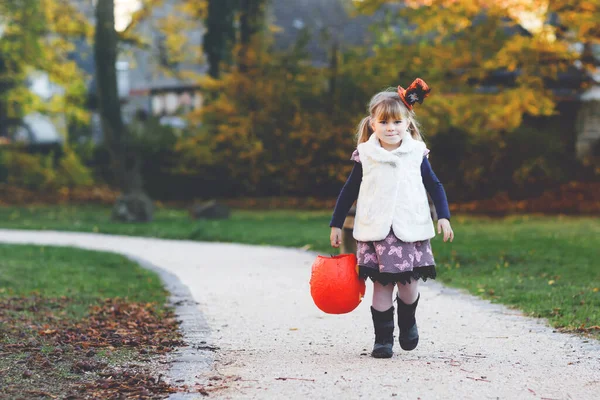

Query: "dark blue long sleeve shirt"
left=329, top=157, right=450, bottom=228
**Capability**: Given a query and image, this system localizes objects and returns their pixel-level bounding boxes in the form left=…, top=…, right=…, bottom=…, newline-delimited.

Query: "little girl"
left=329, top=79, right=454, bottom=359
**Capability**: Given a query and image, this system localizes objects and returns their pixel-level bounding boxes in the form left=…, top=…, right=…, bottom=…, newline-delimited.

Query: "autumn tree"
left=0, top=0, right=89, bottom=138
left=341, top=0, right=599, bottom=198
left=351, top=0, right=598, bottom=135
left=238, top=0, right=268, bottom=73
left=95, top=0, right=153, bottom=222
left=174, top=0, right=375, bottom=197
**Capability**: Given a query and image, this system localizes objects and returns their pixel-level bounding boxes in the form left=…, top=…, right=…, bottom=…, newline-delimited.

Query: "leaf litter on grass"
left=0, top=296, right=189, bottom=399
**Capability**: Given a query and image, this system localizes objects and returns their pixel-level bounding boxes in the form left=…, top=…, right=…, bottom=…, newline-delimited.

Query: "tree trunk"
left=204, top=0, right=237, bottom=78
left=94, top=0, right=124, bottom=186
left=94, top=0, right=152, bottom=222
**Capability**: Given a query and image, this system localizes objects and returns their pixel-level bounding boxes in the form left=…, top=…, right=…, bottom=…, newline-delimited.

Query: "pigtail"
left=408, top=119, right=424, bottom=142
left=356, top=116, right=373, bottom=144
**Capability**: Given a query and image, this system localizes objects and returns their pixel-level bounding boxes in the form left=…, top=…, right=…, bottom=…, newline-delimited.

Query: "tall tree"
left=203, top=0, right=237, bottom=78
left=353, top=0, right=599, bottom=136
left=94, top=0, right=153, bottom=222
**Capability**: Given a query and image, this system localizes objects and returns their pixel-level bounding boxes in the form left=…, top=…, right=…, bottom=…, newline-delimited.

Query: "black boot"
left=370, top=306, right=394, bottom=359
left=396, top=294, right=420, bottom=351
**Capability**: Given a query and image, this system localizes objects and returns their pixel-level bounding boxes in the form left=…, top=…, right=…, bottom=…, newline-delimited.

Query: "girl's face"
left=371, top=115, right=410, bottom=146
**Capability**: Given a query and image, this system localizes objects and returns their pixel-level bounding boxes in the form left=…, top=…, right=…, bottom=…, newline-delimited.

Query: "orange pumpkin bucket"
left=309, top=254, right=366, bottom=314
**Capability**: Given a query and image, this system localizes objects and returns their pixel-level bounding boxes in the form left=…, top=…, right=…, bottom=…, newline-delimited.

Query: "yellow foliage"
left=0, top=0, right=90, bottom=125
left=161, top=0, right=597, bottom=198
left=56, top=147, right=94, bottom=188
left=2, top=151, right=57, bottom=190
left=0, top=148, right=94, bottom=191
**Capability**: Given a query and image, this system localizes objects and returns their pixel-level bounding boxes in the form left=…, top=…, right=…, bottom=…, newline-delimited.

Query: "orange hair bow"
left=398, top=78, right=431, bottom=111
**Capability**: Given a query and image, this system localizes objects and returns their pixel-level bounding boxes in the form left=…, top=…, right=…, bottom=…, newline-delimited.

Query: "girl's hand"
left=330, top=227, right=342, bottom=248
left=437, top=218, right=454, bottom=242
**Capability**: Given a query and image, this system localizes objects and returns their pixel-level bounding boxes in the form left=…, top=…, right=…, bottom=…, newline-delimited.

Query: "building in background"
left=67, top=0, right=205, bottom=136
left=122, top=1, right=206, bottom=124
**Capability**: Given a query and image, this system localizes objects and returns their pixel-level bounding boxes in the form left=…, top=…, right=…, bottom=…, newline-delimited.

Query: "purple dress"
left=351, top=150, right=437, bottom=286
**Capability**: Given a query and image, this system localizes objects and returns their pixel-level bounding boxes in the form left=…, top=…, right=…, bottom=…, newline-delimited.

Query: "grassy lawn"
left=0, top=205, right=332, bottom=249
left=0, top=244, right=179, bottom=398
left=0, top=205, right=598, bottom=339
left=434, top=215, right=600, bottom=337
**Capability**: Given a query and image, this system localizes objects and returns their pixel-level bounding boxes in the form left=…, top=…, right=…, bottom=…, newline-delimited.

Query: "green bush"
left=0, top=146, right=94, bottom=191
left=1, top=150, right=57, bottom=190
left=56, top=147, right=94, bottom=188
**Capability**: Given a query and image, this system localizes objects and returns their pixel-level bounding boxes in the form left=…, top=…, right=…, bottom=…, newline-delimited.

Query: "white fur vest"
left=353, top=133, right=435, bottom=243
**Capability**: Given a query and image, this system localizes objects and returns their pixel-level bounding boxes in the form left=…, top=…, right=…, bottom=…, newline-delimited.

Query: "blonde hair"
left=356, top=88, right=423, bottom=145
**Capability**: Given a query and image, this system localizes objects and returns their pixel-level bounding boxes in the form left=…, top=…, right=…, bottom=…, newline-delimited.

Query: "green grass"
left=0, top=244, right=167, bottom=319
left=0, top=205, right=598, bottom=337
left=0, top=205, right=332, bottom=249
left=434, top=215, right=600, bottom=335
left=0, top=243, right=170, bottom=398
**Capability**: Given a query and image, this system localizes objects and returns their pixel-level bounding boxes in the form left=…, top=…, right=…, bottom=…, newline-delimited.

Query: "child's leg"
left=372, top=281, right=395, bottom=311
left=395, top=279, right=420, bottom=351
left=370, top=281, right=396, bottom=358
left=396, top=279, right=419, bottom=304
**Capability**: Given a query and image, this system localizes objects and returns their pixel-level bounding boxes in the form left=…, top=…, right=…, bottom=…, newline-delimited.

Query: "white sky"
left=114, top=0, right=142, bottom=32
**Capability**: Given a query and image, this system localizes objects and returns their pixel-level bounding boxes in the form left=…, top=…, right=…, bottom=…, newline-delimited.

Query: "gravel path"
left=0, top=229, right=598, bottom=400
